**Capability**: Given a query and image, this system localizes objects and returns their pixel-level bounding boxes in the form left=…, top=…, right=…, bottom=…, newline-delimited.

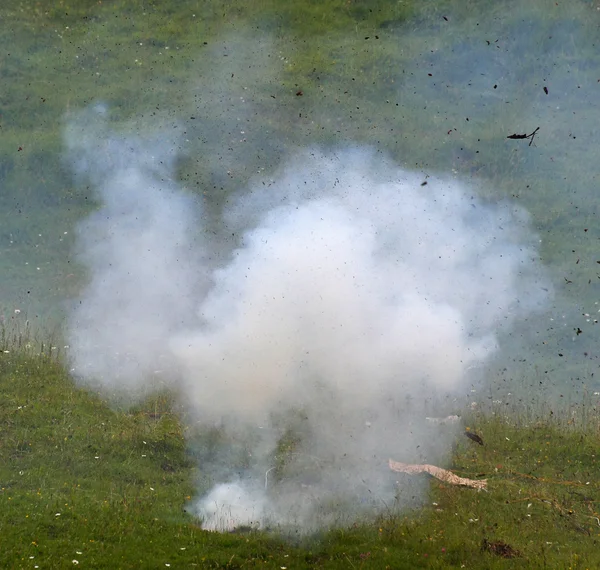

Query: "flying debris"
left=465, top=431, right=484, bottom=446
left=506, top=127, right=540, bottom=147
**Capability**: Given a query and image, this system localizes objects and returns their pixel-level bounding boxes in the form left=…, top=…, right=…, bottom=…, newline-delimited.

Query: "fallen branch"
left=389, top=459, right=487, bottom=490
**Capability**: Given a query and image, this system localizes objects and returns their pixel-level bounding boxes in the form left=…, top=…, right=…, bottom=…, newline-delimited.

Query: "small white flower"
left=55, top=513, right=61, bottom=517
left=73, top=561, right=79, bottom=565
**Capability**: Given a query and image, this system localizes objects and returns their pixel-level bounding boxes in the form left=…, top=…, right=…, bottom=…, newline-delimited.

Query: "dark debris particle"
left=465, top=431, right=484, bottom=446
left=482, top=539, right=521, bottom=559
left=507, top=126, right=539, bottom=146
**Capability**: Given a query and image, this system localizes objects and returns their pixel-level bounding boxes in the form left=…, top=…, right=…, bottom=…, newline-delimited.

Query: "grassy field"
left=5, top=0, right=600, bottom=327
left=1, top=340, right=599, bottom=569
left=4, top=0, right=600, bottom=567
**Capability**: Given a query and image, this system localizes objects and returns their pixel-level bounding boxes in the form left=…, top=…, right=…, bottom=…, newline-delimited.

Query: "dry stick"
left=389, top=459, right=487, bottom=490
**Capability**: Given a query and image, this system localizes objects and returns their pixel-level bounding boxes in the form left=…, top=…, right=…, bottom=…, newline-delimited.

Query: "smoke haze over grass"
left=65, top=105, right=549, bottom=530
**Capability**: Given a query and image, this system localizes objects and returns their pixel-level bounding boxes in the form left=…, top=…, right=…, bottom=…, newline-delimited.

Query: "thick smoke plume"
left=65, top=107, right=547, bottom=531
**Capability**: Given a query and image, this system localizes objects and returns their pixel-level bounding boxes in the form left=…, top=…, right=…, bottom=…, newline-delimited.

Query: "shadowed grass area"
left=1, top=349, right=600, bottom=568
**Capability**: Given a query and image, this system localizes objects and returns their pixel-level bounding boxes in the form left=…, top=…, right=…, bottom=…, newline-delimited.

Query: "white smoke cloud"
left=64, top=105, right=206, bottom=393
left=197, top=482, right=267, bottom=532
left=65, top=109, right=548, bottom=531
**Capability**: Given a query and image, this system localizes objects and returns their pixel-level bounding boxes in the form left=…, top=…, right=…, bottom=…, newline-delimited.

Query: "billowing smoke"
left=64, top=105, right=206, bottom=392
left=65, top=107, right=548, bottom=531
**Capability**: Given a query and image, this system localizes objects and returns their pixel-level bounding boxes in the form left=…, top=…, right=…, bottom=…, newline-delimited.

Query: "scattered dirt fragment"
left=481, top=538, right=521, bottom=558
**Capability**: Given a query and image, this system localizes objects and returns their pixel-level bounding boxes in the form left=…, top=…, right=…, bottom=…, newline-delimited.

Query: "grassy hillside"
left=4, top=0, right=600, bottom=567
left=1, top=344, right=599, bottom=569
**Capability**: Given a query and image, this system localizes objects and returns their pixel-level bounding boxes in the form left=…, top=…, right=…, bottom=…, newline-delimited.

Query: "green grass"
left=4, top=0, right=600, bottom=332
left=1, top=347, right=600, bottom=568
left=0, top=0, right=415, bottom=323
left=4, top=0, right=600, bottom=566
